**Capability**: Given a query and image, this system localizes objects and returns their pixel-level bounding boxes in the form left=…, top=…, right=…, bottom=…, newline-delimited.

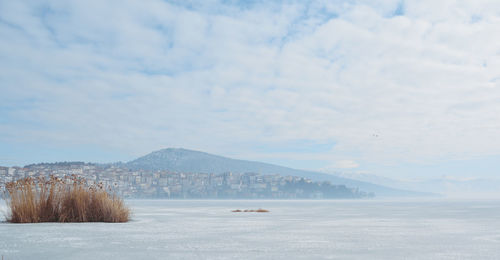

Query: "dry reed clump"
left=2, top=175, right=130, bottom=223
left=232, top=208, right=269, bottom=213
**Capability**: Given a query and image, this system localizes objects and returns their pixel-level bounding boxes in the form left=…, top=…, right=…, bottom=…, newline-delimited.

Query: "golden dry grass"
left=2, top=175, right=130, bottom=223
left=232, top=208, right=269, bottom=213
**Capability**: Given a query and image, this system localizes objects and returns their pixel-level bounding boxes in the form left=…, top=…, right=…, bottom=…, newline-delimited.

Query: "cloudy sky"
left=1, top=0, right=499, bottom=180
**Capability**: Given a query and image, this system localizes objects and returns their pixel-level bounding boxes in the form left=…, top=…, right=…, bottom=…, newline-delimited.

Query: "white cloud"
left=1, top=0, right=500, bottom=175
left=332, top=160, right=360, bottom=169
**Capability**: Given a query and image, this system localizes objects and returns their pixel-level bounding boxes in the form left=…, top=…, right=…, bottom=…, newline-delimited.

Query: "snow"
left=1, top=200, right=500, bottom=259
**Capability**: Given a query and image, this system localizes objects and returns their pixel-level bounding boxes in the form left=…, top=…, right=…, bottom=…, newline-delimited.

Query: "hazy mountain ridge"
left=324, top=171, right=500, bottom=198
left=125, top=148, right=434, bottom=197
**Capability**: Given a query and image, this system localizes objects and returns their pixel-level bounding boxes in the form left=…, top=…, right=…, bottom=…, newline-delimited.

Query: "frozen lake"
left=1, top=199, right=500, bottom=259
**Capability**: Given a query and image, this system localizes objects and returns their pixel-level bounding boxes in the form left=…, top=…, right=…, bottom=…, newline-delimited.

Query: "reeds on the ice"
left=3, top=175, right=129, bottom=223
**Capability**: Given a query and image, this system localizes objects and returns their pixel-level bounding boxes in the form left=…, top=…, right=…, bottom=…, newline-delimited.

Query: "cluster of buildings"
left=0, top=163, right=372, bottom=199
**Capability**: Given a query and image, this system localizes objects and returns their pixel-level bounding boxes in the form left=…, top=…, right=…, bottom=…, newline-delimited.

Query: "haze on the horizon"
left=1, top=0, right=499, bottom=181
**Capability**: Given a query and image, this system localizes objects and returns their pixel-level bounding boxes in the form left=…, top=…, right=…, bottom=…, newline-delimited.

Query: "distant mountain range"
left=328, top=171, right=500, bottom=198
left=123, top=148, right=434, bottom=197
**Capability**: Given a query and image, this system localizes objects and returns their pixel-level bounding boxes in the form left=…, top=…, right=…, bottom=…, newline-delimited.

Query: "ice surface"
left=1, top=199, right=500, bottom=259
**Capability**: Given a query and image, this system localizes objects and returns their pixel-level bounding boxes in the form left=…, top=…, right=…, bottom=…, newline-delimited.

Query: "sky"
left=1, top=0, right=499, bottom=180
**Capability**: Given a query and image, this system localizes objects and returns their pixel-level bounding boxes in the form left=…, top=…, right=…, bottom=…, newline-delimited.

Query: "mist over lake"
left=2, top=199, right=500, bottom=259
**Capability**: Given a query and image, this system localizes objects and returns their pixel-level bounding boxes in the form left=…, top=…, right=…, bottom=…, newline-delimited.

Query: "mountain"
left=125, top=148, right=434, bottom=197
left=325, top=171, right=500, bottom=198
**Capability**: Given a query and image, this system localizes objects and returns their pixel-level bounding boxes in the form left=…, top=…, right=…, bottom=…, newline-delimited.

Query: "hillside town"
left=0, top=163, right=373, bottom=199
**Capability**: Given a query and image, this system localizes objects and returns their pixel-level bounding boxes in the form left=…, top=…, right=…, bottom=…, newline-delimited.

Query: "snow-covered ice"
left=1, top=199, right=500, bottom=259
